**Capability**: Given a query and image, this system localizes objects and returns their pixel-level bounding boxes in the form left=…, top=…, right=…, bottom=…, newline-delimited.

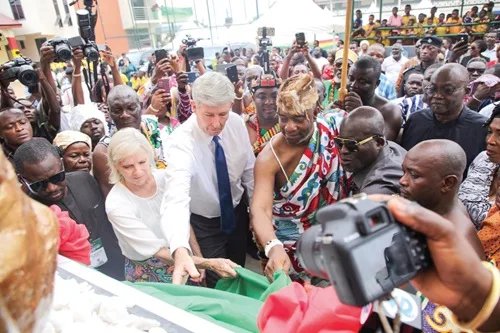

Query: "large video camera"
left=297, top=196, right=432, bottom=307
left=183, top=36, right=205, bottom=63
left=0, top=57, right=38, bottom=87
left=257, top=27, right=275, bottom=74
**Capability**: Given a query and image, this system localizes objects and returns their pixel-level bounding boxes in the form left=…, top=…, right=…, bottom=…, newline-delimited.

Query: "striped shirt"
left=393, top=94, right=428, bottom=126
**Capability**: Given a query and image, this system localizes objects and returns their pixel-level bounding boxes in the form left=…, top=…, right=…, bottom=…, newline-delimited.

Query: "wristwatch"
left=265, top=239, right=283, bottom=258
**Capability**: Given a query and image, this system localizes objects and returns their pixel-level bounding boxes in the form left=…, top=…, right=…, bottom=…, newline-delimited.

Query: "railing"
left=132, top=7, right=146, bottom=21
left=351, top=20, right=500, bottom=43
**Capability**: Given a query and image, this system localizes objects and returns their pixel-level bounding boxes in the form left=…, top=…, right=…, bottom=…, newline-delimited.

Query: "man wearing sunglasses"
left=13, top=138, right=125, bottom=280
left=338, top=106, right=406, bottom=195
left=401, top=63, right=488, bottom=176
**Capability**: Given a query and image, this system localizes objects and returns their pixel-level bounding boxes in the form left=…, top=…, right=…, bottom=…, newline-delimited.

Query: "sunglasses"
left=21, top=169, right=66, bottom=193
left=424, top=85, right=463, bottom=96
left=334, top=135, right=381, bottom=152
left=467, top=67, right=485, bottom=74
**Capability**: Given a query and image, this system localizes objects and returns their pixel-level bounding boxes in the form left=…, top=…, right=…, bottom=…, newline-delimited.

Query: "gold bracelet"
left=149, top=105, right=159, bottom=113
left=452, top=262, right=500, bottom=330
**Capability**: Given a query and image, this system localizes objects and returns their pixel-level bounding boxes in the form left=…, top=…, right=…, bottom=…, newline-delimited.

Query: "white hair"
left=191, top=72, right=235, bottom=107
left=107, top=128, right=155, bottom=184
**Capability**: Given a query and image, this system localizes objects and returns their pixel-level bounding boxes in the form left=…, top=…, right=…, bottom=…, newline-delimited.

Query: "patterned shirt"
left=393, top=94, right=428, bottom=126
left=376, top=73, right=397, bottom=101
left=459, top=151, right=499, bottom=229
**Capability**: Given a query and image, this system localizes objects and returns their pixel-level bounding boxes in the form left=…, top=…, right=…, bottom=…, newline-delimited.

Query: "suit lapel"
left=60, top=186, right=85, bottom=225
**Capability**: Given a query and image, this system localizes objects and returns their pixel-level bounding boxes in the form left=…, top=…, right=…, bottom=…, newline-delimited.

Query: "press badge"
left=90, top=238, right=108, bottom=268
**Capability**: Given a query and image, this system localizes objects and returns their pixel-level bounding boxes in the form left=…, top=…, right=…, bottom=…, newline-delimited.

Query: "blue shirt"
left=376, top=73, right=397, bottom=101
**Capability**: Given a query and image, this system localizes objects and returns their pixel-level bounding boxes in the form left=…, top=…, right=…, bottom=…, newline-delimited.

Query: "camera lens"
left=17, top=65, right=39, bottom=87
left=55, top=43, right=72, bottom=62
left=296, top=224, right=329, bottom=280
left=84, top=46, right=99, bottom=62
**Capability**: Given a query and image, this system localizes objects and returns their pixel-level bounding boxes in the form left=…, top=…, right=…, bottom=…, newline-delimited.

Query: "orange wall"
left=74, top=0, right=130, bottom=56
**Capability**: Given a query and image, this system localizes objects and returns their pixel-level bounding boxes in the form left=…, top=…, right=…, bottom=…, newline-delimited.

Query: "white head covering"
left=70, top=103, right=108, bottom=135
left=53, top=130, right=92, bottom=151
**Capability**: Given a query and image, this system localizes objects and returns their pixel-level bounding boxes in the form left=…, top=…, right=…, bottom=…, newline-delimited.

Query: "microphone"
left=359, top=288, right=423, bottom=332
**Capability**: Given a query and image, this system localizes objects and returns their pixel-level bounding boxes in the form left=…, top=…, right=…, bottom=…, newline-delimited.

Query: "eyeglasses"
left=21, top=169, right=65, bottom=193
left=334, top=135, right=381, bottom=152
left=467, top=67, right=486, bottom=74
left=424, top=85, right=464, bottom=96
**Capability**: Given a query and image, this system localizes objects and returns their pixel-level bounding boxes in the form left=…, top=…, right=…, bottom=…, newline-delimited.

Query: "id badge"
left=90, top=238, right=108, bottom=268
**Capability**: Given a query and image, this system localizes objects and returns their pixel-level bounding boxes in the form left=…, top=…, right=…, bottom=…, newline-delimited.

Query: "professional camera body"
left=75, top=9, right=99, bottom=62
left=0, top=57, right=39, bottom=87
left=46, top=37, right=73, bottom=62
left=297, top=196, right=432, bottom=307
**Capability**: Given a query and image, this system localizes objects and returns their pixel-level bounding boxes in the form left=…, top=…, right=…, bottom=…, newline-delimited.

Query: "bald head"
left=431, top=63, right=469, bottom=86
left=410, top=140, right=466, bottom=181
left=367, top=44, right=386, bottom=65
left=107, top=85, right=139, bottom=105
left=400, top=139, right=466, bottom=210
left=341, top=106, right=385, bottom=136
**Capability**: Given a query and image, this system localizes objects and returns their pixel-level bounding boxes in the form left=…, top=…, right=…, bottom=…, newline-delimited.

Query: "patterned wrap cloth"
left=269, top=113, right=349, bottom=283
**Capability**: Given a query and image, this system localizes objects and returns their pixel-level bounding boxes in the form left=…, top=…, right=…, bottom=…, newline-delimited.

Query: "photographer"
left=140, top=56, right=193, bottom=123
left=279, top=41, right=322, bottom=81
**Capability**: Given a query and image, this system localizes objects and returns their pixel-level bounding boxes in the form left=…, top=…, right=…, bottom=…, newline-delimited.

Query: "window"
left=53, top=0, right=63, bottom=27
left=9, top=0, right=25, bottom=20
left=18, top=40, right=25, bottom=49
left=62, top=0, right=73, bottom=26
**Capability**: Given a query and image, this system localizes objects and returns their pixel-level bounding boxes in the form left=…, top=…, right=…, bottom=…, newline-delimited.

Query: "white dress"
left=105, top=170, right=168, bottom=261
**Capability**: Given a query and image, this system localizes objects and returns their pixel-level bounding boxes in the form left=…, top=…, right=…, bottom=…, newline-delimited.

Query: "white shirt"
left=105, top=170, right=169, bottom=261
left=314, top=57, right=329, bottom=69
left=480, top=101, right=499, bottom=119
left=483, top=47, right=498, bottom=62
left=161, top=112, right=255, bottom=254
left=382, top=55, right=408, bottom=84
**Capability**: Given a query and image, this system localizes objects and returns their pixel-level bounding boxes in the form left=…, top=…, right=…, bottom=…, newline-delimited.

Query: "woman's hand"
left=172, top=247, right=200, bottom=285
left=195, top=258, right=239, bottom=279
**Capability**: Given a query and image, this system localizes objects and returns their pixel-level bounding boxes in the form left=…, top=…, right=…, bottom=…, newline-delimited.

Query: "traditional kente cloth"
left=244, top=101, right=257, bottom=115
left=98, top=116, right=167, bottom=169
left=479, top=204, right=500, bottom=268
left=421, top=299, right=474, bottom=333
left=245, top=114, right=280, bottom=156
left=270, top=113, right=349, bottom=283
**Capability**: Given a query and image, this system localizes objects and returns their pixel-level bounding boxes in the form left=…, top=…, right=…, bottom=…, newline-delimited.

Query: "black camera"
left=75, top=9, right=99, bottom=62
left=0, top=57, right=39, bottom=87
left=47, top=37, right=73, bottom=63
left=297, top=197, right=432, bottom=307
left=257, top=27, right=275, bottom=74
left=182, top=36, right=198, bottom=48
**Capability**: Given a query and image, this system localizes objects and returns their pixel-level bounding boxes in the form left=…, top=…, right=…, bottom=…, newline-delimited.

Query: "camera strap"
left=375, top=294, right=402, bottom=333
left=82, top=68, right=93, bottom=101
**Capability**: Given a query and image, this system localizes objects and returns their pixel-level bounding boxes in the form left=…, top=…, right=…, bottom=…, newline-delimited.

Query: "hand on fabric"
left=206, top=258, right=239, bottom=279
left=370, top=195, right=492, bottom=322
left=265, top=246, right=291, bottom=282
left=172, top=247, right=200, bottom=285
left=344, top=92, right=363, bottom=112
left=190, top=268, right=206, bottom=284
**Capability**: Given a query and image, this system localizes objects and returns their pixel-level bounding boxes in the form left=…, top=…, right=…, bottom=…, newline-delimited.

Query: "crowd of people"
left=4, top=3, right=500, bottom=330
left=351, top=2, right=499, bottom=46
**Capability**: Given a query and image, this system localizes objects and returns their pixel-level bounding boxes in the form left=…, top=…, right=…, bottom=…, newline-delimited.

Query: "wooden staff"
left=339, top=0, right=354, bottom=101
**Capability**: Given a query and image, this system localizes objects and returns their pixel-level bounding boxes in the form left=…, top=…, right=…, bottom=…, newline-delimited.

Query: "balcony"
left=131, top=6, right=160, bottom=23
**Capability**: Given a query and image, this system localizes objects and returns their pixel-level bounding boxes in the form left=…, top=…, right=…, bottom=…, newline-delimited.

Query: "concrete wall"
left=94, top=0, right=131, bottom=55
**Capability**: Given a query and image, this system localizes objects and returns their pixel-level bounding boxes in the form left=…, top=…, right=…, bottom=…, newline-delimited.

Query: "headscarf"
left=53, top=130, right=92, bottom=152
left=69, top=103, right=108, bottom=134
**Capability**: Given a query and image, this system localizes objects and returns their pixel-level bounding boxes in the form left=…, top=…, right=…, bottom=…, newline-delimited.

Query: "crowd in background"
left=4, top=2, right=500, bottom=331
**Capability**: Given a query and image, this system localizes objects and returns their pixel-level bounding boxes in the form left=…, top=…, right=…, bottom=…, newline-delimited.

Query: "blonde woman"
left=105, top=128, right=238, bottom=284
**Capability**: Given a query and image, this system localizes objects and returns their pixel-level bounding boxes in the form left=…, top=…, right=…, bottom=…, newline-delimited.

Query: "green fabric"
left=215, top=267, right=292, bottom=302
left=127, top=268, right=291, bottom=333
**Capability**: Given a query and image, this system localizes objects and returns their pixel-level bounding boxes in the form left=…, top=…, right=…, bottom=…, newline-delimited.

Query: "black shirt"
left=401, top=106, right=488, bottom=175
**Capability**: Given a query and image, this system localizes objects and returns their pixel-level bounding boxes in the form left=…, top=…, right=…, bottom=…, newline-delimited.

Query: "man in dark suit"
left=337, top=106, right=406, bottom=195
left=14, top=138, right=124, bottom=280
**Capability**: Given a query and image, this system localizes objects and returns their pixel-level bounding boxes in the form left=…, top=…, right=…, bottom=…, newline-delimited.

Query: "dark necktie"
left=213, top=136, right=236, bottom=234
